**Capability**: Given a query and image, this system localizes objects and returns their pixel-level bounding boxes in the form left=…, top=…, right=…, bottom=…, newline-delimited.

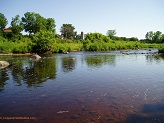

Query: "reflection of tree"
left=146, top=55, right=164, bottom=64
left=62, top=57, right=76, bottom=73
left=9, top=58, right=25, bottom=86
left=0, top=56, right=57, bottom=89
left=85, top=55, right=116, bottom=68
left=24, top=57, right=57, bottom=87
left=0, top=69, right=9, bottom=91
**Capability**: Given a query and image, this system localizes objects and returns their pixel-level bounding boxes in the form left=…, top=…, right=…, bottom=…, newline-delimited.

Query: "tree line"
left=0, top=12, right=164, bottom=54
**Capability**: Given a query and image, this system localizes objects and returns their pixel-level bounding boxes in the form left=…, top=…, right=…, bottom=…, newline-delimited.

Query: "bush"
left=31, top=30, right=55, bottom=53
left=159, top=45, right=164, bottom=53
left=85, top=33, right=111, bottom=43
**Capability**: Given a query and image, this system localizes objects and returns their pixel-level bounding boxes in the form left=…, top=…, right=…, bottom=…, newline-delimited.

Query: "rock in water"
left=30, top=54, right=41, bottom=61
left=0, top=61, right=10, bottom=69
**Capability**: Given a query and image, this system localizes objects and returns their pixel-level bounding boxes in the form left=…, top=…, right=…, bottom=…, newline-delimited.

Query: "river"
left=0, top=50, right=164, bottom=123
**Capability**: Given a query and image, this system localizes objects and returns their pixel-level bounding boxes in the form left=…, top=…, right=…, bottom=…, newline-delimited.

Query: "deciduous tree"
left=11, top=15, right=24, bottom=35
left=107, top=30, right=116, bottom=38
left=22, top=12, right=56, bottom=34
left=60, top=24, right=76, bottom=39
left=145, top=31, right=154, bottom=41
left=0, top=13, right=8, bottom=36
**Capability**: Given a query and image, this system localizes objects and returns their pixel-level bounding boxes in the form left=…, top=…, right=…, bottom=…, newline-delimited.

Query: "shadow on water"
left=125, top=103, right=164, bottom=123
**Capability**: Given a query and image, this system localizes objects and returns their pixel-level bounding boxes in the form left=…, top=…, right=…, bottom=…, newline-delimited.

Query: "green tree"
left=60, top=24, right=76, bottom=39
left=11, top=15, right=24, bottom=35
left=145, top=31, right=154, bottom=41
left=161, top=34, right=164, bottom=43
left=22, top=12, right=56, bottom=34
left=85, top=33, right=110, bottom=43
left=0, top=13, right=8, bottom=36
left=153, top=31, right=162, bottom=43
left=107, top=30, right=116, bottom=38
left=0, top=13, right=8, bottom=31
left=32, top=30, right=55, bottom=53
left=22, top=12, right=47, bottom=34
left=46, top=18, right=56, bottom=33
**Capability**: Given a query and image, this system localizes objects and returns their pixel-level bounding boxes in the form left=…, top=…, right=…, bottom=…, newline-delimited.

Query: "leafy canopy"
left=85, top=33, right=111, bottom=43
left=60, top=24, right=76, bottom=39
left=22, top=12, right=56, bottom=34
left=145, top=31, right=164, bottom=43
left=32, top=30, right=55, bottom=53
left=11, top=15, right=24, bottom=35
left=0, top=13, right=8, bottom=31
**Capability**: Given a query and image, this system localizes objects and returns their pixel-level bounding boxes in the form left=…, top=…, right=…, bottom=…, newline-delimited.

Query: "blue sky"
left=0, top=0, right=164, bottom=39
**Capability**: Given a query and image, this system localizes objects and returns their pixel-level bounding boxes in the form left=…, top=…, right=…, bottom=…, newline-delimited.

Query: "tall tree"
left=22, top=12, right=46, bottom=34
left=107, top=30, right=116, bottom=38
left=145, top=31, right=163, bottom=43
left=60, top=24, right=76, bottom=39
left=0, top=13, right=8, bottom=31
left=22, top=12, right=56, bottom=34
left=153, top=31, right=162, bottom=43
left=161, top=34, right=164, bottom=43
left=11, top=15, right=24, bottom=35
left=46, top=18, right=56, bottom=33
left=145, top=31, right=154, bottom=41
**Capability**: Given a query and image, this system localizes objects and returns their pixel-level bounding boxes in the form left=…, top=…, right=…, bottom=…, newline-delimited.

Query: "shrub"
left=31, top=30, right=55, bottom=53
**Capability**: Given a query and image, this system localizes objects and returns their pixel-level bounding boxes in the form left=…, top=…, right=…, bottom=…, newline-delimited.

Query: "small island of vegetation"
left=0, top=12, right=164, bottom=54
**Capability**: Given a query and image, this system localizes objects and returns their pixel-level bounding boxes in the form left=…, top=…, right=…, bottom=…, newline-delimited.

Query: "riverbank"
left=0, top=53, right=32, bottom=56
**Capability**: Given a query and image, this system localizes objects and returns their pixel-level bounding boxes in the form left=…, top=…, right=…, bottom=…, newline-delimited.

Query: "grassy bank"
left=83, top=40, right=163, bottom=51
left=0, top=37, right=164, bottom=54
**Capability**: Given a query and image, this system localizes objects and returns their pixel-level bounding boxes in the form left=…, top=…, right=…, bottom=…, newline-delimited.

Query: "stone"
left=30, top=54, right=41, bottom=61
left=0, top=61, right=10, bottom=69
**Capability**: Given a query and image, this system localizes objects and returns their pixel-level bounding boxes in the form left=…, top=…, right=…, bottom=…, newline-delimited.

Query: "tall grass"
left=0, top=38, right=33, bottom=54
left=83, top=41, right=162, bottom=51
left=52, top=43, right=83, bottom=53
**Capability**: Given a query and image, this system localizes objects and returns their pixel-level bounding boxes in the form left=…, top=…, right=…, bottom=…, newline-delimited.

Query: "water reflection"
left=85, top=54, right=116, bottom=68
left=62, top=57, right=76, bottom=73
left=0, top=55, right=57, bottom=89
left=24, top=57, right=57, bottom=87
left=146, top=55, right=164, bottom=64
left=0, top=52, right=164, bottom=123
left=0, top=69, right=9, bottom=91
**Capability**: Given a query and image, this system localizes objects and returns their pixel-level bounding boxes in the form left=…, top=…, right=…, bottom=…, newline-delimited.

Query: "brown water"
left=0, top=50, right=164, bottom=123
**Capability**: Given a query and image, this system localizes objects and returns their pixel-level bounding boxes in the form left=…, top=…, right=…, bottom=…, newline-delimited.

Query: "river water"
left=0, top=50, right=164, bottom=123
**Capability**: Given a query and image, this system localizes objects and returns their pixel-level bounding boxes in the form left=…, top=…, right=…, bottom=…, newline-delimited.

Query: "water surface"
left=0, top=51, right=164, bottom=123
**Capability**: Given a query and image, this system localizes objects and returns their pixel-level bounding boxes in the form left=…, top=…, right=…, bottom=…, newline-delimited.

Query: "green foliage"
left=0, top=37, right=33, bottom=53
left=145, top=31, right=154, bottom=41
left=145, top=31, right=164, bottom=43
left=0, top=13, right=8, bottom=31
left=85, top=33, right=111, bottom=43
left=31, top=30, right=55, bottom=53
left=0, top=11, right=164, bottom=54
left=111, top=36, right=138, bottom=41
left=22, top=12, right=56, bottom=34
left=158, top=45, right=164, bottom=53
left=11, top=15, right=24, bottom=35
left=60, top=24, right=76, bottom=39
left=52, top=42, right=83, bottom=53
